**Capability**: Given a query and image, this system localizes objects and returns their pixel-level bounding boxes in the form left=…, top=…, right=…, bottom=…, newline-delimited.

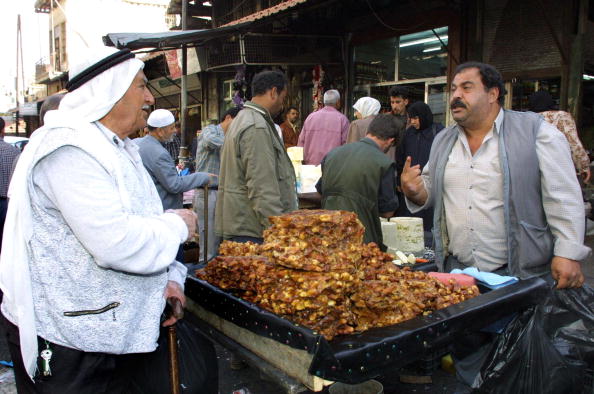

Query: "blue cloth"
left=450, top=266, right=519, bottom=334
left=450, top=267, right=518, bottom=289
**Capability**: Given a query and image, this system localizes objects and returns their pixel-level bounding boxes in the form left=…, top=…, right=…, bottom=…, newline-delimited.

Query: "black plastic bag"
left=475, top=282, right=594, bottom=394
left=129, top=319, right=218, bottom=394
left=541, top=283, right=594, bottom=364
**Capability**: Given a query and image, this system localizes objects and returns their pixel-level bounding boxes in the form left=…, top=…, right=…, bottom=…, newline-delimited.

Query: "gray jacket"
left=136, top=135, right=209, bottom=210
left=427, top=110, right=585, bottom=279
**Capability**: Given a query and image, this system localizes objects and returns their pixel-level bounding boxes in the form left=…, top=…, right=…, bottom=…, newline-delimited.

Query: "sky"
left=0, top=0, right=174, bottom=112
left=0, top=0, right=49, bottom=111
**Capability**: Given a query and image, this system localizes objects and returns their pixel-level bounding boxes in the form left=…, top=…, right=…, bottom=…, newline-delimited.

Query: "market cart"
left=185, top=273, right=548, bottom=392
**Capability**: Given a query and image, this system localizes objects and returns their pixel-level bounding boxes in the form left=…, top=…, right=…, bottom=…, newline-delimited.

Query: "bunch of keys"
left=40, top=343, right=53, bottom=377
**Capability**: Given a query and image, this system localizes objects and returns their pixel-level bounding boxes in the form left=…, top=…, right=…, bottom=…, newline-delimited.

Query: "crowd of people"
left=0, top=44, right=590, bottom=393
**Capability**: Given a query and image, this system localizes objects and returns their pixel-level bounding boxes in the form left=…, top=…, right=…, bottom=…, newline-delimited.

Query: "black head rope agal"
left=65, top=49, right=135, bottom=92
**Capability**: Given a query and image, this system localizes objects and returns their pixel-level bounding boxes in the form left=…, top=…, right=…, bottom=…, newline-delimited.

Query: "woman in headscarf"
left=346, top=96, right=381, bottom=144
left=529, top=90, right=590, bottom=183
left=395, top=101, right=444, bottom=231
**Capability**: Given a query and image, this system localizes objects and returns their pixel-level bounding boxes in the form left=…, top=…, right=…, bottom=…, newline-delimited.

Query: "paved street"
left=0, top=235, right=593, bottom=394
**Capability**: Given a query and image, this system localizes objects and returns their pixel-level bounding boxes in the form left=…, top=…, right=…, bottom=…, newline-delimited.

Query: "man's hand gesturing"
left=400, top=156, right=427, bottom=206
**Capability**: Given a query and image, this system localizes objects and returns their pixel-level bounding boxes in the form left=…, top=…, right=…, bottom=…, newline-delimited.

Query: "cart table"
left=185, top=274, right=548, bottom=391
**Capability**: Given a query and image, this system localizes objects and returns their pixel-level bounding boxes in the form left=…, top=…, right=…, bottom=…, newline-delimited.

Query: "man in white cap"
left=136, top=108, right=214, bottom=262
left=0, top=46, right=203, bottom=392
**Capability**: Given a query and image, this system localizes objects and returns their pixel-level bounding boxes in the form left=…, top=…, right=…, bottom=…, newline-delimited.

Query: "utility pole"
left=15, top=14, right=23, bottom=136
left=179, top=0, right=189, bottom=163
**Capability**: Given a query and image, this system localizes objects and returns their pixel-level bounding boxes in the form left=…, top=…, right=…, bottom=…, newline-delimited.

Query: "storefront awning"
left=220, top=0, right=310, bottom=27
left=102, top=22, right=251, bottom=51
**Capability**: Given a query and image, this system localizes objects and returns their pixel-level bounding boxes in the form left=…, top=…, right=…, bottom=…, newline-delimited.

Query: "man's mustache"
left=450, top=99, right=467, bottom=110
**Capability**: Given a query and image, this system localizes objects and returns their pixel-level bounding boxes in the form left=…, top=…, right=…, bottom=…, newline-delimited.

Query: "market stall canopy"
left=102, top=22, right=252, bottom=51
left=219, top=0, right=310, bottom=27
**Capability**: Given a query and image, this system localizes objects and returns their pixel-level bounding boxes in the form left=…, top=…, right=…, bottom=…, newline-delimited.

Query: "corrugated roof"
left=221, top=0, right=310, bottom=27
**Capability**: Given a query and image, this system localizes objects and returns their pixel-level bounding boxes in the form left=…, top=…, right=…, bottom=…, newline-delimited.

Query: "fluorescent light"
left=584, top=74, right=594, bottom=81
left=423, top=46, right=441, bottom=53
left=400, top=35, right=448, bottom=48
left=203, top=1, right=212, bottom=6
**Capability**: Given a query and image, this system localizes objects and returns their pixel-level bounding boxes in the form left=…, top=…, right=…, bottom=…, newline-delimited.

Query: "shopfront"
left=506, top=77, right=562, bottom=111
left=352, top=26, right=450, bottom=125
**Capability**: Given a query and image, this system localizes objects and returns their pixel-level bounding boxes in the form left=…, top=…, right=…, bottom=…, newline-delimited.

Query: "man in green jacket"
left=316, top=114, right=403, bottom=250
left=215, top=71, right=297, bottom=243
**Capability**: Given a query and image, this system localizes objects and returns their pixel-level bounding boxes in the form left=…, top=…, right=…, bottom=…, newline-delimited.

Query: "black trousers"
left=2, top=313, right=149, bottom=394
left=176, top=244, right=185, bottom=263
left=0, top=197, right=8, bottom=254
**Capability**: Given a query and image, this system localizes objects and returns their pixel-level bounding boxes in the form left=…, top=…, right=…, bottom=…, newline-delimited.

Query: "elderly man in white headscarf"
left=0, top=46, right=200, bottom=392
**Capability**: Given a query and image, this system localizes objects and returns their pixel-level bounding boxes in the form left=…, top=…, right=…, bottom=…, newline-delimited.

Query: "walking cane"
left=167, top=297, right=184, bottom=394
left=203, top=184, right=209, bottom=265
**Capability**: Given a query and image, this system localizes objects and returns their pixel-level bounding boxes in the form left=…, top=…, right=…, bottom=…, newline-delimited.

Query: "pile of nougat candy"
left=196, top=210, right=479, bottom=340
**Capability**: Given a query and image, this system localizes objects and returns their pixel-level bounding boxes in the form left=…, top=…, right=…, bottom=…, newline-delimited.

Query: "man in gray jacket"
left=137, top=109, right=214, bottom=262
left=402, top=62, right=589, bottom=287
left=401, top=61, right=590, bottom=389
left=216, top=70, right=297, bottom=243
left=137, top=109, right=214, bottom=211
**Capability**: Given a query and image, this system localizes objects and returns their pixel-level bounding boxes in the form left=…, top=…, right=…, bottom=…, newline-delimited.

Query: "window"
left=220, top=79, right=236, bottom=114
left=222, top=80, right=234, bottom=102
left=53, top=35, right=61, bottom=71
left=51, top=23, right=67, bottom=72
left=60, top=23, right=67, bottom=70
left=511, top=78, right=561, bottom=111
left=427, top=83, right=447, bottom=125
left=352, top=27, right=449, bottom=120
left=398, top=27, right=448, bottom=80
left=353, top=37, right=397, bottom=85
left=354, top=27, right=448, bottom=85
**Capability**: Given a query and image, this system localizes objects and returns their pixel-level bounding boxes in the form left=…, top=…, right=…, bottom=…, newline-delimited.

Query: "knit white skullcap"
left=147, top=109, right=175, bottom=128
